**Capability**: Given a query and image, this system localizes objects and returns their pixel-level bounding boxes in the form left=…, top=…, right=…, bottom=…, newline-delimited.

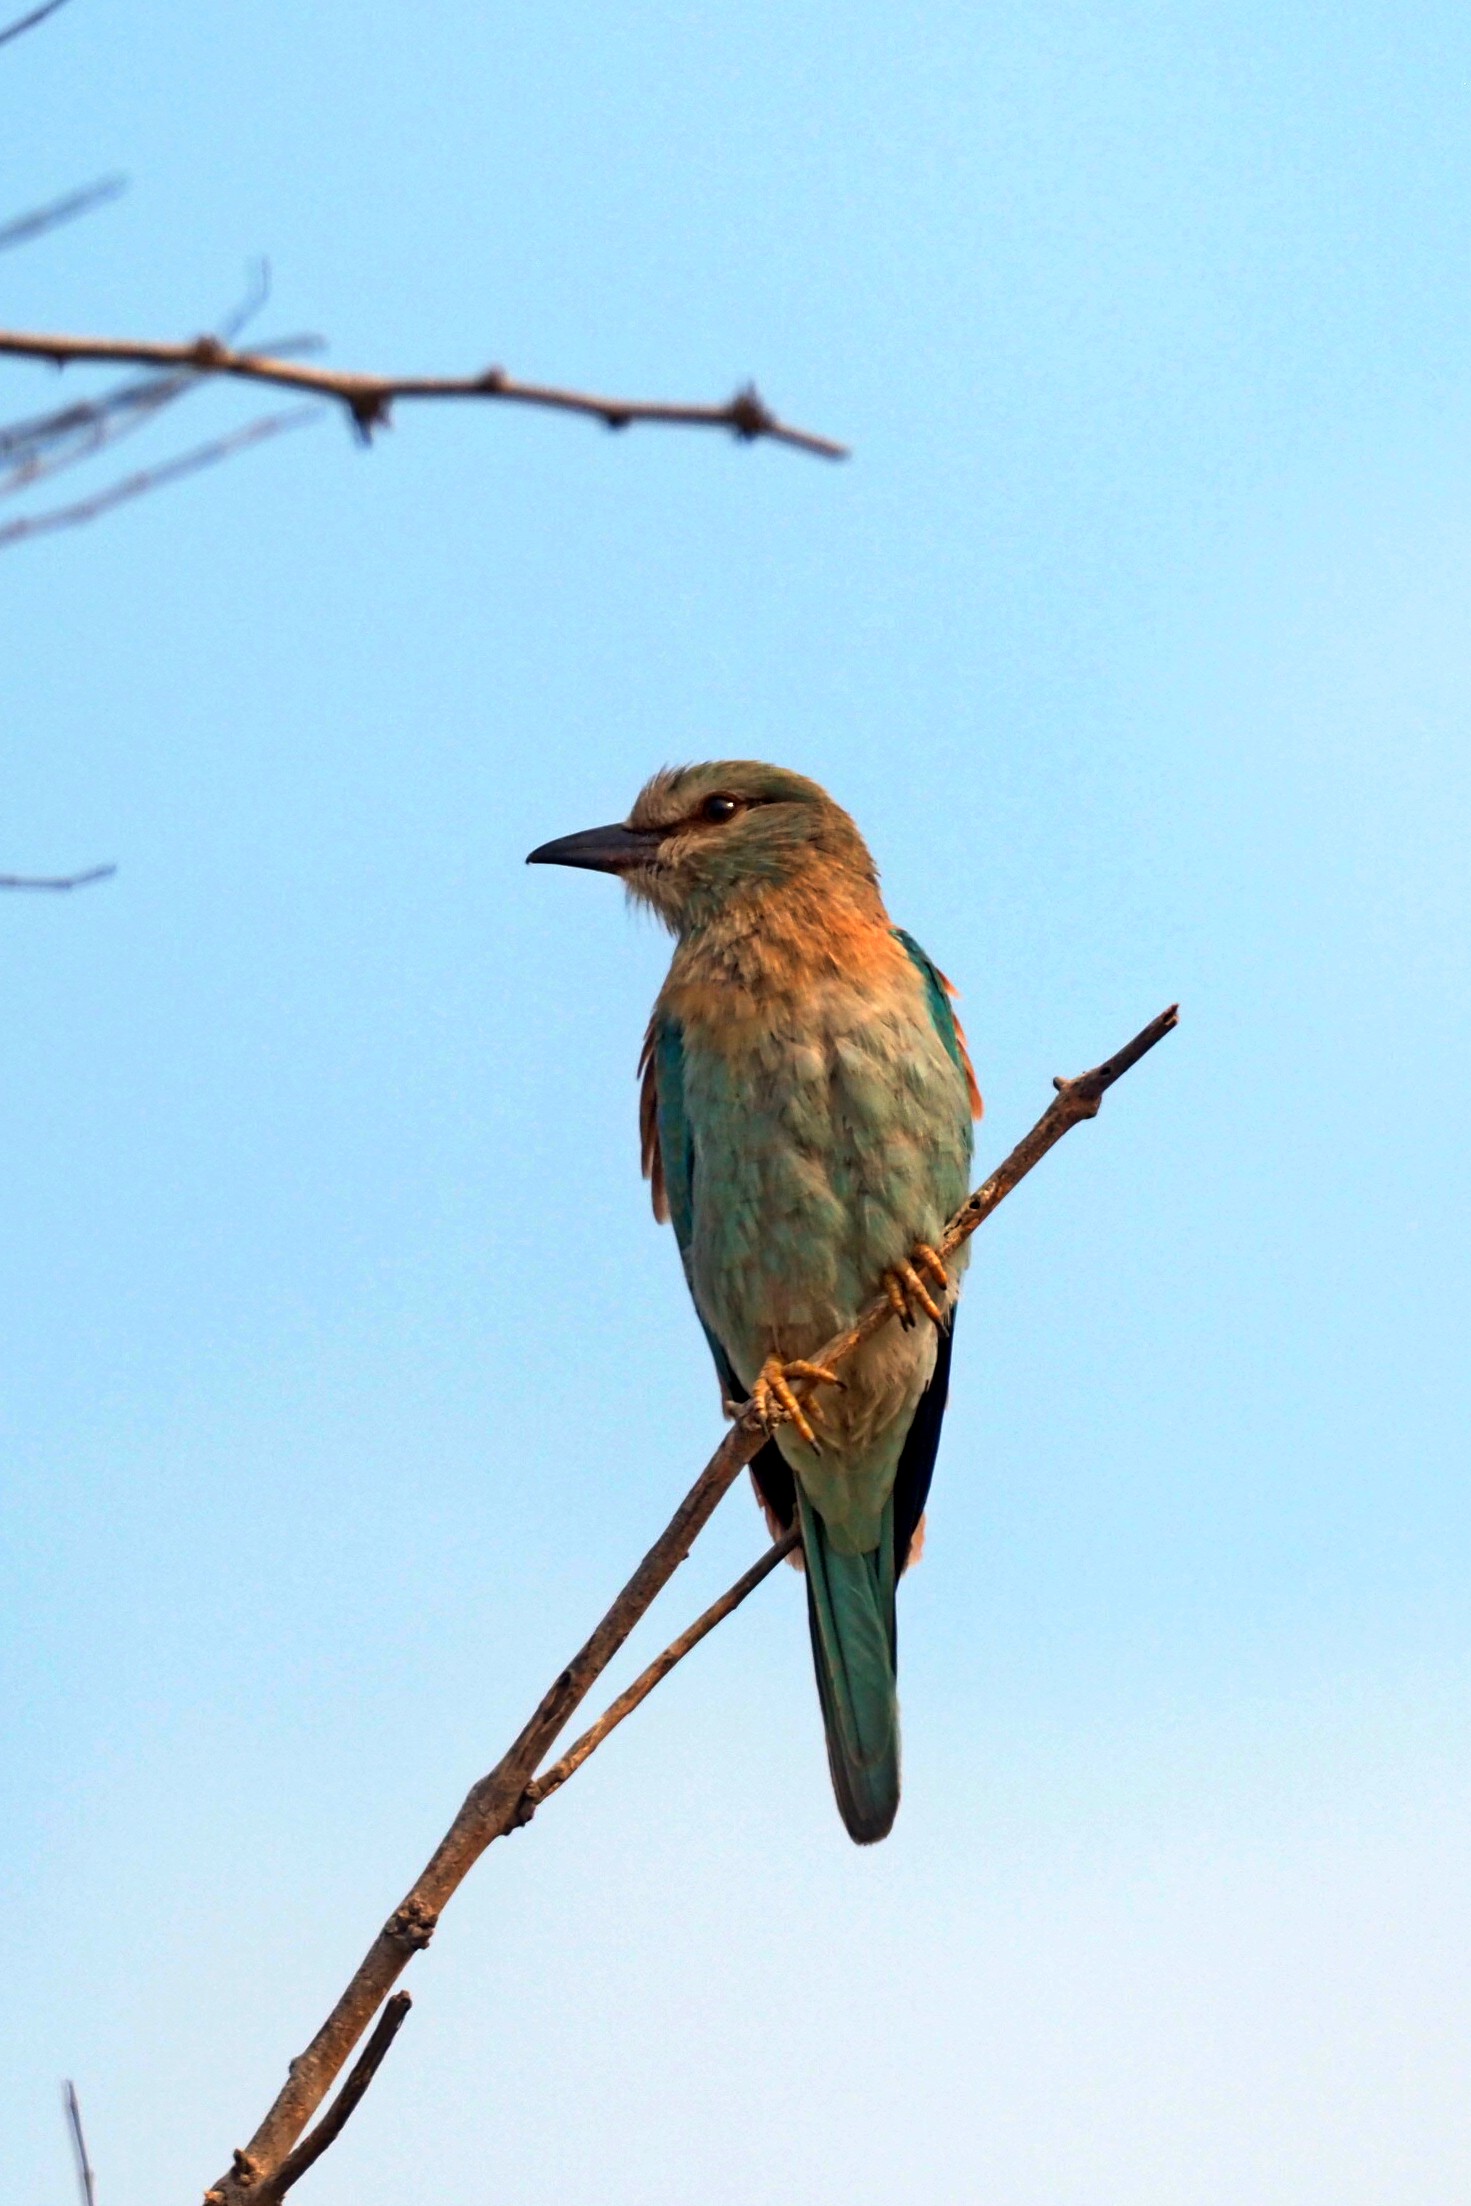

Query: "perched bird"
left=528, top=763, right=980, bottom=1842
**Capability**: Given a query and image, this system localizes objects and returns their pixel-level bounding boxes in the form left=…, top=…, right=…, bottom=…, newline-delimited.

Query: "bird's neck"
left=661, top=866, right=902, bottom=1024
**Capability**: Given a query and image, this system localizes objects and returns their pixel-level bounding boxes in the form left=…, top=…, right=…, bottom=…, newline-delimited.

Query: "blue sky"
left=4, top=1, right=1470, bottom=2200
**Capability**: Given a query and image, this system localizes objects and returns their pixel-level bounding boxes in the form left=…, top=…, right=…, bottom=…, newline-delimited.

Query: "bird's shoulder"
left=891, top=928, right=983, bottom=1120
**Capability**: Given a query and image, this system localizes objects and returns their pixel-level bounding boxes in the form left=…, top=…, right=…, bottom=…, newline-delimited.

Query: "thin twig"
left=0, top=863, right=114, bottom=889
left=1, top=374, right=189, bottom=499
left=1, top=370, right=181, bottom=471
left=0, top=329, right=849, bottom=457
left=202, top=1004, right=1178, bottom=2206
left=520, top=1525, right=803, bottom=1820
left=0, top=0, right=71, bottom=47
left=0, top=175, right=124, bottom=253
left=0, top=406, right=319, bottom=548
left=252, top=1994, right=412, bottom=2206
left=63, top=2081, right=96, bottom=2206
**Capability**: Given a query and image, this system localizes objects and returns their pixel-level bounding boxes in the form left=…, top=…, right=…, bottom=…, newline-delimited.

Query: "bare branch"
left=252, top=1994, right=412, bottom=2206
left=0, top=175, right=125, bottom=254
left=0, top=406, right=319, bottom=549
left=519, top=1526, right=803, bottom=1821
left=201, top=1004, right=1177, bottom=2206
left=63, top=2081, right=96, bottom=2206
left=0, top=0, right=71, bottom=48
left=0, top=862, right=114, bottom=889
left=0, top=329, right=849, bottom=458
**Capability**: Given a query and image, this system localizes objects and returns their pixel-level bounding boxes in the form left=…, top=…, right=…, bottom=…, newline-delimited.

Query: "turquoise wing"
left=640, top=1012, right=745, bottom=1403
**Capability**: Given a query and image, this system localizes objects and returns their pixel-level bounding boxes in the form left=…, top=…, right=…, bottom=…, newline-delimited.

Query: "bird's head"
left=526, top=761, right=878, bottom=933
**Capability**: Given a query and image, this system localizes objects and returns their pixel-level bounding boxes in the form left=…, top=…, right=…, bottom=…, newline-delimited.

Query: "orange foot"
left=750, top=1354, right=845, bottom=1448
left=881, top=1241, right=950, bottom=1329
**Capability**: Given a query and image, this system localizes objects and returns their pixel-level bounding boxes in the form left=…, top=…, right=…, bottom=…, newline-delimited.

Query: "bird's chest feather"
left=673, top=969, right=971, bottom=1376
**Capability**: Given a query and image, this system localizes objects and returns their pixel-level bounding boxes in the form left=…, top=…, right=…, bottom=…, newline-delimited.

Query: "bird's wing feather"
left=890, top=1309, right=955, bottom=1572
left=641, top=1011, right=747, bottom=1404
left=886, top=928, right=975, bottom=1570
left=893, top=927, right=983, bottom=1118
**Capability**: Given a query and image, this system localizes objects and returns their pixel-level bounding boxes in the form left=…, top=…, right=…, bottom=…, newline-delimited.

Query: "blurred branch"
left=0, top=328, right=850, bottom=457
left=202, top=1005, right=1177, bottom=2206
left=0, top=862, right=114, bottom=888
left=1, top=259, right=321, bottom=508
left=0, top=405, right=319, bottom=548
left=0, top=338, right=322, bottom=500
left=1, top=367, right=199, bottom=492
left=0, top=174, right=124, bottom=253
left=63, top=2081, right=96, bottom=2206
left=0, top=0, right=71, bottom=47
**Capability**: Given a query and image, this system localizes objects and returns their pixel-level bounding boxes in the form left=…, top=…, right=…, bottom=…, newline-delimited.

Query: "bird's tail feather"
left=797, top=1486, right=900, bottom=1844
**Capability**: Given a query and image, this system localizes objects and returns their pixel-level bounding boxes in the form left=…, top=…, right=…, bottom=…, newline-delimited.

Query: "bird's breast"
left=671, top=963, right=973, bottom=1386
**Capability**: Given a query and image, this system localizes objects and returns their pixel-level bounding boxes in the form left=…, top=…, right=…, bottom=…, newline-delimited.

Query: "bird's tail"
left=797, top=1486, right=900, bottom=1844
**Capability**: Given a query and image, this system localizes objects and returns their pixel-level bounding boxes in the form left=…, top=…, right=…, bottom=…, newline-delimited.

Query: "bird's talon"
left=783, top=1358, right=846, bottom=1392
left=882, top=1244, right=950, bottom=1329
left=751, top=1353, right=843, bottom=1447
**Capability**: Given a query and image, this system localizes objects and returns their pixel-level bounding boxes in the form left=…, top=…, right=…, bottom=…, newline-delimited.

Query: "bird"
left=528, top=762, right=980, bottom=1842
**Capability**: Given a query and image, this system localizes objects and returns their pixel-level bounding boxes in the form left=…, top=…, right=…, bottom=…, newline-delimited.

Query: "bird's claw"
left=881, top=1242, right=950, bottom=1328
left=750, top=1355, right=844, bottom=1449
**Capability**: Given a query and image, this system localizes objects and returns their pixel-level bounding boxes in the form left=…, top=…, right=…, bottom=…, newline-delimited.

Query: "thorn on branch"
left=727, top=381, right=775, bottom=441
left=346, top=389, right=390, bottom=442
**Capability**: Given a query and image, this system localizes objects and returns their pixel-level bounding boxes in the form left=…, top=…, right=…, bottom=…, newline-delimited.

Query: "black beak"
left=525, top=822, right=661, bottom=874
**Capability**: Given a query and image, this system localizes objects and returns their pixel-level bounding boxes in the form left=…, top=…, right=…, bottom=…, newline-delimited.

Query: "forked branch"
left=202, top=1003, right=1178, bottom=2206
left=251, top=1994, right=412, bottom=2206
left=518, top=1523, right=804, bottom=1821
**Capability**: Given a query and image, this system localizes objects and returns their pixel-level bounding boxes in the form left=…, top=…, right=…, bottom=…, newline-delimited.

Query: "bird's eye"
left=701, top=794, right=739, bottom=823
